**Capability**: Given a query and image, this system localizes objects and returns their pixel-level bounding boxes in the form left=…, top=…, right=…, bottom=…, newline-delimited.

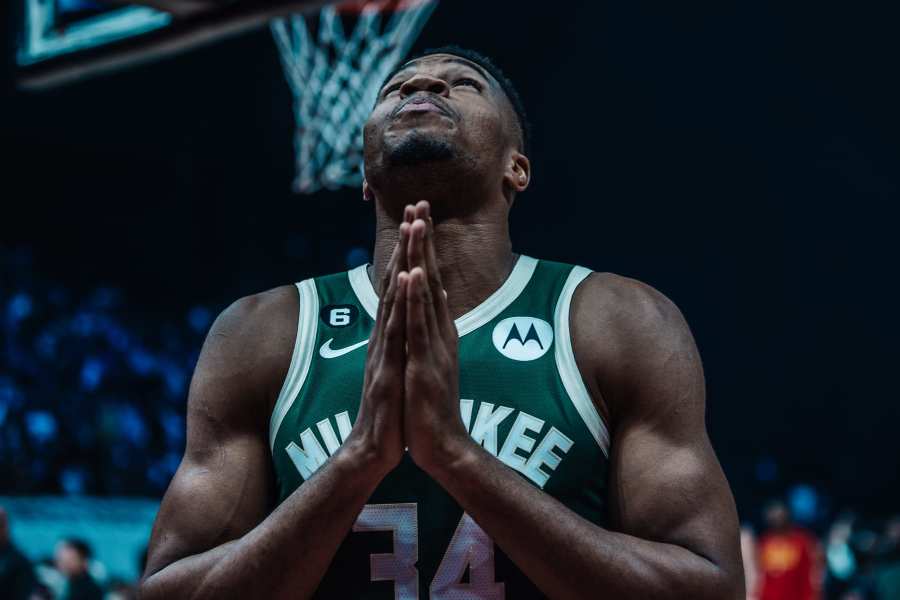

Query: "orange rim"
left=335, top=0, right=436, bottom=15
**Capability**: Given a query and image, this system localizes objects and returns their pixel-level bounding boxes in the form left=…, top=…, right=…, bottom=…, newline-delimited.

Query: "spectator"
left=1, top=248, right=201, bottom=497
left=757, top=500, right=823, bottom=600
left=825, top=514, right=858, bottom=599
left=872, top=516, right=900, bottom=600
left=0, top=506, right=36, bottom=600
left=54, top=539, right=102, bottom=600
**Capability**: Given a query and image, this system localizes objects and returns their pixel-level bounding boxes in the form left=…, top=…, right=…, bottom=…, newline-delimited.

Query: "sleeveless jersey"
left=269, top=255, right=611, bottom=599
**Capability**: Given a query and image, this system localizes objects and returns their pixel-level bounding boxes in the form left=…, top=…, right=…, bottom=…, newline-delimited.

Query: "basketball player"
left=140, top=47, right=744, bottom=599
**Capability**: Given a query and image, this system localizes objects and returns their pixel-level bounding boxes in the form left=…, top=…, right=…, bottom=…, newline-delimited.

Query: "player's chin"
left=383, top=128, right=459, bottom=165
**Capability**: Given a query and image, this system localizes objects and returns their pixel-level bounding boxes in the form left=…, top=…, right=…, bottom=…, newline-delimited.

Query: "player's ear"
left=503, top=151, right=531, bottom=199
left=362, top=179, right=375, bottom=202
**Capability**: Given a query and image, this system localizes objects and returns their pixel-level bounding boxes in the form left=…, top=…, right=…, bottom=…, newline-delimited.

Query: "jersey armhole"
left=269, top=278, right=319, bottom=452
left=553, top=266, right=611, bottom=458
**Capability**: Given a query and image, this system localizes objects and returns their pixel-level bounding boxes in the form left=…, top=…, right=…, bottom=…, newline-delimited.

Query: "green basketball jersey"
left=269, top=255, right=610, bottom=599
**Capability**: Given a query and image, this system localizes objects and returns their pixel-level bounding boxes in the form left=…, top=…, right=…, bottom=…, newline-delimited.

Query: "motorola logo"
left=491, top=317, right=554, bottom=361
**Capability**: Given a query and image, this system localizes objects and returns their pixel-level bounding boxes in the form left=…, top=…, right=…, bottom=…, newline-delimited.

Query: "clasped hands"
left=350, top=200, right=472, bottom=479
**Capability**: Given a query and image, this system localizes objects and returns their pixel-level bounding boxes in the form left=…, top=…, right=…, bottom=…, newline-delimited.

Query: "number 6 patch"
left=320, top=304, right=359, bottom=328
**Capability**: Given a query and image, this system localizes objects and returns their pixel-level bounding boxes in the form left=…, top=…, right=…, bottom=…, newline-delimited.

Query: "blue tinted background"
left=3, top=0, right=899, bottom=527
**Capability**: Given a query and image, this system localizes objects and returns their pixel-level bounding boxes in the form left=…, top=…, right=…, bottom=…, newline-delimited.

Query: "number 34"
left=353, top=503, right=505, bottom=599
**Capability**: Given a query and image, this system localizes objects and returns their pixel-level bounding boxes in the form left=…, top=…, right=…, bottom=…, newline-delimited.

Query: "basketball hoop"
left=271, top=0, right=437, bottom=194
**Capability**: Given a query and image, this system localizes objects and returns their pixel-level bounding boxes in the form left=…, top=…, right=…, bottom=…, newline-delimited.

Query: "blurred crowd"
left=742, top=501, right=900, bottom=600
left=1, top=247, right=209, bottom=496
left=1, top=507, right=136, bottom=600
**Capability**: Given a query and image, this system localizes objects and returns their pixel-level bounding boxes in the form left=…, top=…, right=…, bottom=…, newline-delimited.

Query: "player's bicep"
left=144, top=430, right=273, bottom=577
left=588, top=276, right=740, bottom=569
left=610, top=421, right=737, bottom=564
left=144, top=297, right=281, bottom=578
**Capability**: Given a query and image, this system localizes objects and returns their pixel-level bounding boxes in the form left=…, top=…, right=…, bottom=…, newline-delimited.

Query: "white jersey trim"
left=348, top=255, right=538, bottom=338
left=554, top=266, right=611, bottom=457
left=269, top=278, right=319, bottom=451
left=348, top=262, right=379, bottom=321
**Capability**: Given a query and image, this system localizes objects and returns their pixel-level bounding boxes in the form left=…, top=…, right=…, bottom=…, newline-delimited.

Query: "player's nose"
left=399, top=73, right=450, bottom=97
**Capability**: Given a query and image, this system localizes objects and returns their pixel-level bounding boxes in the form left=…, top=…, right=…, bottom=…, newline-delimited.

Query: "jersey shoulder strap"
left=269, top=277, right=319, bottom=447
left=551, top=261, right=609, bottom=454
left=517, top=258, right=608, bottom=453
left=268, top=268, right=375, bottom=449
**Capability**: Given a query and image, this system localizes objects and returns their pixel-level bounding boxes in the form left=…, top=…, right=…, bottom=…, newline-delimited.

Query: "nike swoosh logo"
left=319, top=338, right=369, bottom=359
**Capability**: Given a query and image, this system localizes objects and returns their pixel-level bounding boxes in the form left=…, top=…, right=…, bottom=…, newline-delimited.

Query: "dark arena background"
left=2, top=1, right=899, bottom=598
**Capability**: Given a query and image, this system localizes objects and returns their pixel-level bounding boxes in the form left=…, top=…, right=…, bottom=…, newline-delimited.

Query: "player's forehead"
left=388, top=53, right=493, bottom=84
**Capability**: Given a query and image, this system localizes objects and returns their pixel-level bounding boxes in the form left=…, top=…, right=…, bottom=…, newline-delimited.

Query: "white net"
left=271, top=0, right=437, bottom=194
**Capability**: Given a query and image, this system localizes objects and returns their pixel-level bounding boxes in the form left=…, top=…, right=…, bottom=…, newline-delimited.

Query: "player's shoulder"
left=214, top=265, right=352, bottom=345
left=568, top=269, right=703, bottom=419
left=571, top=270, right=687, bottom=340
left=196, top=285, right=300, bottom=408
left=214, top=284, right=299, bottom=345
left=568, top=269, right=698, bottom=380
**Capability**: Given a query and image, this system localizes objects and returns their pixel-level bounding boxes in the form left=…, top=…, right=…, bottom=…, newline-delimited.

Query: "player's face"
left=364, top=54, right=512, bottom=168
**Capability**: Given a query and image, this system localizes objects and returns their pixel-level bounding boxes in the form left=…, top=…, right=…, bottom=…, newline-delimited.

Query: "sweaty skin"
left=141, top=54, right=744, bottom=599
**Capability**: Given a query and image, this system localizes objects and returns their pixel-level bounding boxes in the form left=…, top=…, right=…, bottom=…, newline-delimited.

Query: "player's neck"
left=371, top=202, right=515, bottom=320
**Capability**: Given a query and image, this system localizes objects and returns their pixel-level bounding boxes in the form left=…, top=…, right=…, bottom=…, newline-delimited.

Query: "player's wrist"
left=338, top=431, right=401, bottom=482
left=420, top=431, right=480, bottom=482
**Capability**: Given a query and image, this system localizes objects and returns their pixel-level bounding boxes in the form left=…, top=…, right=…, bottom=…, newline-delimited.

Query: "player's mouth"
left=393, top=95, right=454, bottom=119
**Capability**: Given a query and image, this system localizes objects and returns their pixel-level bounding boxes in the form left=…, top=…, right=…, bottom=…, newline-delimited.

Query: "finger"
left=422, top=277, right=442, bottom=348
left=414, top=199, right=429, bottom=222
left=376, top=220, right=411, bottom=329
left=409, top=218, right=442, bottom=343
left=384, top=270, right=408, bottom=365
left=370, top=235, right=403, bottom=358
left=381, top=223, right=409, bottom=341
left=407, top=218, right=427, bottom=274
left=410, top=202, right=445, bottom=341
left=420, top=205, right=453, bottom=337
left=406, top=267, right=431, bottom=356
left=404, top=203, right=416, bottom=225
left=397, top=221, right=410, bottom=276
left=415, top=201, right=442, bottom=292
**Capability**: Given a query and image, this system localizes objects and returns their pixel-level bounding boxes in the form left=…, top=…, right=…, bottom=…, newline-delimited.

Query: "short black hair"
left=62, top=538, right=92, bottom=560
left=384, top=45, right=531, bottom=155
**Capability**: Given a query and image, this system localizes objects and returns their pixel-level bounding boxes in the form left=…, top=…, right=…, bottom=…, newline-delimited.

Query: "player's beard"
left=366, top=127, right=486, bottom=221
left=385, top=130, right=456, bottom=167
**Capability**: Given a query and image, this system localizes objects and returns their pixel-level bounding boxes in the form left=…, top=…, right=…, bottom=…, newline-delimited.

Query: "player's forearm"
left=141, top=442, right=385, bottom=600
left=430, top=440, right=741, bottom=600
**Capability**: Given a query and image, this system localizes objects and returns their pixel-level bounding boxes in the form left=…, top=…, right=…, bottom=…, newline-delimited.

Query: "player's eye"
left=454, top=78, right=482, bottom=90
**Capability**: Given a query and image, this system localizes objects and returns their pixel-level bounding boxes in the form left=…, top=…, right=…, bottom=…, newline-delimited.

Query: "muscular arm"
left=428, top=273, right=744, bottom=599
left=140, top=285, right=395, bottom=600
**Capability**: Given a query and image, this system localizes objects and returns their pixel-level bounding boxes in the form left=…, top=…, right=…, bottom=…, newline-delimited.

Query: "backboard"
left=14, top=0, right=339, bottom=89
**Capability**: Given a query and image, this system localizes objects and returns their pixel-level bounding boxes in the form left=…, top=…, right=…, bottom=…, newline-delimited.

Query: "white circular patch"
left=491, top=317, right=554, bottom=361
